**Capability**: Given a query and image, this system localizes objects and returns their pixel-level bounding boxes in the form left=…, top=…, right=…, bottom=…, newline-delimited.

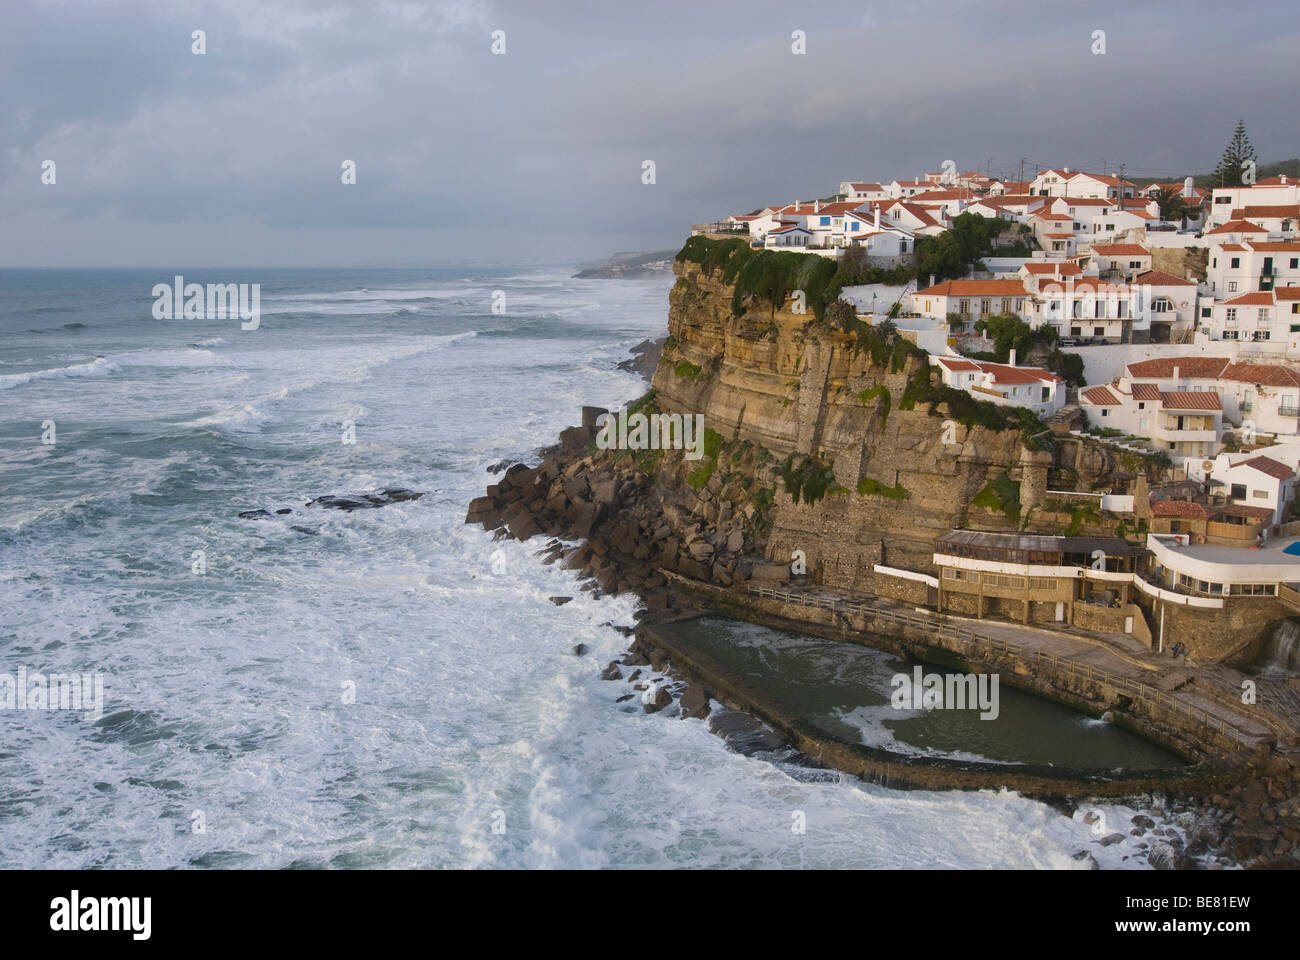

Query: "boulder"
left=679, top=684, right=710, bottom=720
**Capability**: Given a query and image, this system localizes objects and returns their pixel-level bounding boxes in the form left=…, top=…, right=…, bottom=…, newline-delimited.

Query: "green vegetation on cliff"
left=857, top=476, right=910, bottom=500
left=972, top=471, right=1021, bottom=524
left=779, top=453, right=841, bottom=506
left=856, top=384, right=892, bottom=426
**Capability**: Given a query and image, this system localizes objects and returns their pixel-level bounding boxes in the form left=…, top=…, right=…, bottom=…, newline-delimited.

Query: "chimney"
left=875, top=206, right=881, bottom=229
left=929, top=273, right=935, bottom=288
left=1183, top=176, right=1194, bottom=199
left=1172, top=364, right=1180, bottom=385
left=814, top=201, right=820, bottom=213
left=794, top=200, right=800, bottom=211
left=1063, top=166, right=1071, bottom=174
left=1009, top=348, right=1018, bottom=367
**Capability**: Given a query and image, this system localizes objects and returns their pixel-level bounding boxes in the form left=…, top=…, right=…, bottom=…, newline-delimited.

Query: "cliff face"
left=651, top=260, right=1031, bottom=582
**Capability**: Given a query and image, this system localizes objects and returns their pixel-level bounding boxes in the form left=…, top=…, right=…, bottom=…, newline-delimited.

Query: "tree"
left=1153, top=185, right=1190, bottom=223
left=1212, top=120, right=1258, bottom=188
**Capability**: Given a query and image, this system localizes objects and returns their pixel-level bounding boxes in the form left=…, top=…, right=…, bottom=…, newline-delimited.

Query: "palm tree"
left=1153, top=185, right=1190, bottom=226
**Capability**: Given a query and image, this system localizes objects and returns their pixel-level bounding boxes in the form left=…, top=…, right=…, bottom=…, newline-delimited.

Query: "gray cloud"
left=1, top=0, right=1296, bottom=266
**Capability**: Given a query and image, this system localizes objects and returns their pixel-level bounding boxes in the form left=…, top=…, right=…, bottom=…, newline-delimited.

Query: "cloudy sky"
left=2, top=0, right=1296, bottom=268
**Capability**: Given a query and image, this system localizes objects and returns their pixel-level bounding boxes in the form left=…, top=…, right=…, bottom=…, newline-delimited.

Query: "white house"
left=1210, top=454, right=1297, bottom=526
left=764, top=224, right=813, bottom=248
left=1080, top=381, right=1223, bottom=463
left=908, top=279, right=1035, bottom=325
left=1030, top=169, right=1136, bottom=199
left=1132, top=270, right=1198, bottom=341
left=1207, top=240, right=1300, bottom=300
left=1226, top=205, right=1299, bottom=236
left=839, top=181, right=889, bottom=202
left=1088, top=243, right=1153, bottom=281
left=932, top=352, right=1065, bottom=417
left=1207, top=177, right=1300, bottom=227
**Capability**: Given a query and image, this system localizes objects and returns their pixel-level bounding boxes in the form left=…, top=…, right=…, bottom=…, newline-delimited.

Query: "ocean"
left=0, top=267, right=1163, bottom=868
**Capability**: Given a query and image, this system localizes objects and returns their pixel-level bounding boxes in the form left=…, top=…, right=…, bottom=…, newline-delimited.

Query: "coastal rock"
left=549, top=596, right=573, bottom=606
left=643, top=685, right=673, bottom=714
left=601, top=661, right=623, bottom=681
left=572, top=643, right=588, bottom=656
left=679, top=684, right=711, bottom=720
left=306, top=488, right=424, bottom=511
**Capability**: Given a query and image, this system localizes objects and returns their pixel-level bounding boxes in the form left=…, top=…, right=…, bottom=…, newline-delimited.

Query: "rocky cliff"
left=466, top=245, right=1074, bottom=605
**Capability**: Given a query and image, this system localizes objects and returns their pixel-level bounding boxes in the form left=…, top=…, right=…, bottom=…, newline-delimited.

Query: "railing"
left=744, top=582, right=1247, bottom=747
left=1279, top=583, right=1300, bottom=611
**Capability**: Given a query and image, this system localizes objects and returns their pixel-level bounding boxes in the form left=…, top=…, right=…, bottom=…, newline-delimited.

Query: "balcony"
left=1260, top=270, right=1277, bottom=292
left=1279, top=401, right=1300, bottom=418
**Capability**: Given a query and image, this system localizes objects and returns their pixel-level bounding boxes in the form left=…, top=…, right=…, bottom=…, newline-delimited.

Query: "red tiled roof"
left=914, top=279, right=1028, bottom=296
left=1159, top=391, right=1221, bottom=411
left=1125, top=357, right=1230, bottom=379
left=1248, top=241, right=1300, bottom=251
left=1229, top=205, right=1300, bottom=219
left=1207, top=219, right=1268, bottom=234
left=1152, top=500, right=1213, bottom=519
left=1134, top=270, right=1195, bottom=286
left=1223, top=292, right=1275, bottom=306
left=1090, top=243, right=1151, bottom=256
left=1130, top=383, right=1161, bottom=401
left=1081, top=385, right=1120, bottom=405
left=1221, top=504, right=1276, bottom=520
left=1237, top=456, right=1294, bottom=481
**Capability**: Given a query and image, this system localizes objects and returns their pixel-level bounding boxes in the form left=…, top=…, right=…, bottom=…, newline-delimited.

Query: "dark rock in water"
left=1095, top=832, right=1126, bottom=847
left=600, top=661, right=623, bottom=681
left=238, top=509, right=275, bottom=520
left=615, top=338, right=666, bottom=384
left=679, top=684, right=711, bottom=720
left=572, top=643, right=588, bottom=656
left=306, top=488, right=424, bottom=512
left=487, top=459, right=513, bottom=475
left=615, top=694, right=634, bottom=704
left=1071, top=850, right=1100, bottom=870
left=275, top=508, right=293, bottom=515
left=643, top=685, right=673, bottom=714
left=291, top=525, right=320, bottom=536
left=1146, top=840, right=1187, bottom=870
left=550, top=596, right=573, bottom=606
left=706, top=709, right=785, bottom=754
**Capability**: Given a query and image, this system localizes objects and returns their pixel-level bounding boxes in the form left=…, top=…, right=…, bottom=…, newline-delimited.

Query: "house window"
left=1094, top=326, right=1105, bottom=337
left=1225, top=308, right=1237, bottom=326
left=1223, top=330, right=1239, bottom=339
left=820, top=216, right=830, bottom=226
left=959, top=299, right=970, bottom=315
left=1291, top=258, right=1299, bottom=269
left=1015, top=299, right=1024, bottom=311
left=1253, top=490, right=1268, bottom=499
left=1101, top=409, right=1109, bottom=417
left=1231, top=257, right=1240, bottom=268
left=981, top=299, right=991, bottom=314
left=1129, top=260, right=1142, bottom=269
left=1231, top=484, right=1246, bottom=500
left=1259, top=309, right=1271, bottom=326
left=1228, top=282, right=1238, bottom=293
